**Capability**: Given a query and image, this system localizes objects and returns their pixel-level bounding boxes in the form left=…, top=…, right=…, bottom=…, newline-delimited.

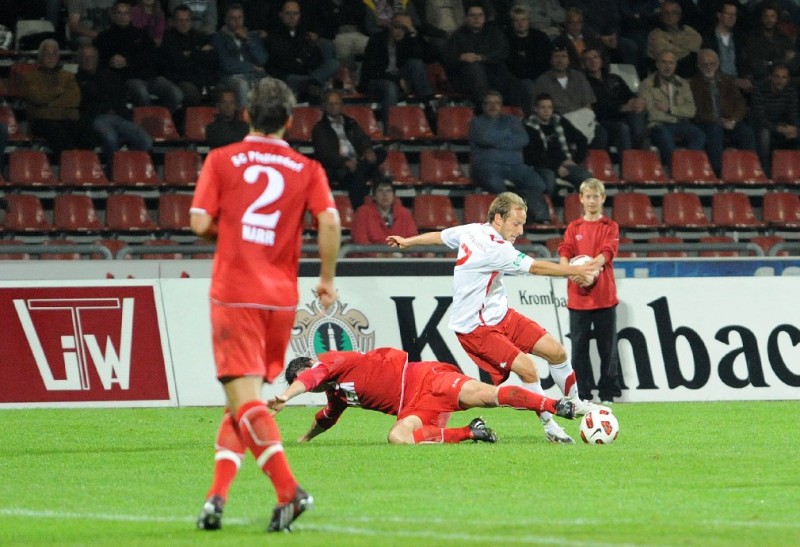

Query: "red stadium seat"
left=621, top=150, right=669, bottom=186
left=463, top=194, right=495, bottom=224
left=0, top=105, right=31, bottom=144
left=60, top=150, right=109, bottom=188
left=163, top=150, right=202, bottom=187
left=501, top=106, right=525, bottom=118
left=545, top=237, right=563, bottom=257
left=284, top=106, right=321, bottom=144
left=332, top=65, right=366, bottom=100
left=563, top=192, right=583, bottom=224
left=381, top=150, right=420, bottom=186
left=3, top=194, right=52, bottom=232
left=527, top=195, right=564, bottom=230
left=8, top=150, right=57, bottom=187
left=419, top=150, right=471, bottom=186
left=413, top=195, right=459, bottom=230
left=721, top=150, right=770, bottom=186
left=762, top=191, right=800, bottom=229
left=7, top=62, right=36, bottom=99
left=436, top=106, right=473, bottom=141
left=106, top=194, right=158, bottom=232
left=133, top=106, right=182, bottom=142
left=139, top=239, right=183, bottom=259
left=616, top=236, right=637, bottom=257
left=386, top=105, right=434, bottom=141
left=112, top=150, right=162, bottom=187
left=341, top=105, right=387, bottom=140
left=662, top=192, right=712, bottom=230
left=584, top=149, right=620, bottom=185
left=749, top=235, right=788, bottom=256
left=612, top=192, right=662, bottom=229
left=39, top=240, right=81, bottom=260
left=770, top=150, right=800, bottom=187
left=53, top=195, right=103, bottom=232
left=671, top=150, right=719, bottom=186
left=184, top=106, right=218, bottom=143
left=334, top=194, right=354, bottom=230
left=424, top=62, right=461, bottom=99
left=93, top=239, right=128, bottom=260
left=647, top=236, right=689, bottom=257
left=157, top=193, right=194, bottom=232
left=0, top=239, right=31, bottom=260
left=698, top=235, right=738, bottom=257
left=711, top=192, right=766, bottom=229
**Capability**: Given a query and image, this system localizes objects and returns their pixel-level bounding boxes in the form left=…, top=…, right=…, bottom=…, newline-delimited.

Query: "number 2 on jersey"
left=241, top=165, right=284, bottom=229
left=456, top=243, right=472, bottom=265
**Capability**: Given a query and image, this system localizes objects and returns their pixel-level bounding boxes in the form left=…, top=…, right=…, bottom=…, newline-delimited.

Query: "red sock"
left=236, top=401, right=298, bottom=504
left=497, top=385, right=557, bottom=414
left=412, top=425, right=472, bottom=444
left=206, top=410, right=245, bottom=501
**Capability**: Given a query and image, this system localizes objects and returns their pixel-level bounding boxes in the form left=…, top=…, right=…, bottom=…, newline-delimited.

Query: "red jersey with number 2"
left=191, top=135, right=336, bottom=308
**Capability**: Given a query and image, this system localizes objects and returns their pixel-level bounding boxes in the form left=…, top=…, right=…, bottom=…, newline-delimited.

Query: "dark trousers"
left=328, top=147, right=387, bottom=209
left=569, top=305, right=621, bottom=401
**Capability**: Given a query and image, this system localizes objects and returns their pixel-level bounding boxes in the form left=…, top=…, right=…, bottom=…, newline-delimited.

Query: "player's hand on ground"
left=316, top=279, right=337, bottom=310
left=386, top=235, right=408, bottom=248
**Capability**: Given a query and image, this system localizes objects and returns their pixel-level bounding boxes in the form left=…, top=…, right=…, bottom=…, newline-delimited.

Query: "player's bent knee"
left=387, top=430, right=414, bottom=445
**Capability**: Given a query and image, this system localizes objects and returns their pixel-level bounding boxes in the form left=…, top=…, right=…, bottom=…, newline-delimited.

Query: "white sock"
left=549, top=360, right=578, bottom=399
left=522, top=380, right=553, bottom=423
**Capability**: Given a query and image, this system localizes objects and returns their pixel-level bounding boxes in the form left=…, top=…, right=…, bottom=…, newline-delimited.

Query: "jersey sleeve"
left=314, top=388, right=348, bottom=430
left=492, top=242, right=534, bottom=274
left=440, top=225, right=464, bottom=249
left=296, top=362, right=333, bottom=392
left=190, top=149, right=222, bottom=217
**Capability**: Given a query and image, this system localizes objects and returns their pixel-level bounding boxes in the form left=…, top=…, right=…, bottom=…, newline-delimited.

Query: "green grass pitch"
left=2, top=402, right=799, bottom=546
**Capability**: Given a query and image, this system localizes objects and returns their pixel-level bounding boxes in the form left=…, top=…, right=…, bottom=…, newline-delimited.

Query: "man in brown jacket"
left=689, top=49, right=756, bottom=175
left=23, top=39, right=81, bottom=155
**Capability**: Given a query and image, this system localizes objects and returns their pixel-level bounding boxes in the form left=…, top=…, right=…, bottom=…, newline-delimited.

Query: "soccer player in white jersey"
left=388, top=191, right=606, bottom=443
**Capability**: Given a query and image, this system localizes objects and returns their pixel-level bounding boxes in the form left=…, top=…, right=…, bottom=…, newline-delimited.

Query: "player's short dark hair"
left=285, top=356, right=314, bottom=384
left=248, top=77, right=296, bottom=134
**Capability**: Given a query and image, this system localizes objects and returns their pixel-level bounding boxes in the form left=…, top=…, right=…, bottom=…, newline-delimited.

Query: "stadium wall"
left=0, top=260, right=798, bottom=408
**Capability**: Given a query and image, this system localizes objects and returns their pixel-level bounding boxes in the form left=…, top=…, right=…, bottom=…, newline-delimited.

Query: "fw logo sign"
left=14, top=298, right=134, bottom=391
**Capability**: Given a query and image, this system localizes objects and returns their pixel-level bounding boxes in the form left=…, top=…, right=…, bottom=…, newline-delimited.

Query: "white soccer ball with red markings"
left=580, top=409, right=619, bottom=444
left=569, top=255, right=593, bottom=266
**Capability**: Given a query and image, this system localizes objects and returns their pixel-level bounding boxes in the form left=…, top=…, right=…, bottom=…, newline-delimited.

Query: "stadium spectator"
left=94, top=0, right=183, bottom=113
left=619, top=0, right=661, bottom=72
left=524, top=93, right=592, bottom=194
left=532, top=40, right=598, bottom=142
left=22, top=39, right=81, bottom=156
left=359, top=13, right=434, bottom=127
left=67, top=0, right=114, bottom=47
left=646, top=0, right=702, bottom=77
left=561, top=0, right=639, bottom=67
left=301, top=0, right=369, bottom=72
left=351, top=180, right=418, bottom=251
left=561, top=7, right=601, bottom=65
left=205, top=87, right=249, bottom=149
left=168, top=0, right=217, bottom=35
left=388, top=192, right=605, bottom=444
left=161, top=4, right=219, bottom=107
left=514, top=0, right=565, bottom=38
left=469, top=91, right=550, bottom=224
left=131, top=0, right=166, bottom=45
left=750, top=62, right=799, bottom=175
left=191, top=77, right=340, bottom=533
left=690, top=49, right=755, bottom=175
left=312, top=88, right=386, bottom=209
left=639, top=50, right=705, bottom=167
left=582, top=46, right=647, bottom=152
left=443, top=2, right=520, bottom=108
left=558, top=178, right=621, bottom=405
left=212, top=2, right=267, bottom=107
left=505, top=5, right=552, bottom=93
left=701, top=1, right=752, bottom=92
left=363, top=0, right=421, bottom=36
left=270, top=347, right=578, bottom=444
left=415, top=0, right=465, bottom=61
left=75, top=44, right=153, bottom=169
left=266, top=1, right=340, bottom=104
left=745, top=2, right=799, bottom=81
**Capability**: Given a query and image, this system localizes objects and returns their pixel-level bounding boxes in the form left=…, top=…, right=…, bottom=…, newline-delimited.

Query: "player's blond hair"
left=579, top=177, right=606, bottom=196
left=248, top=77, right=297, bottom=135
left=488, top=192, right=527, bottom=223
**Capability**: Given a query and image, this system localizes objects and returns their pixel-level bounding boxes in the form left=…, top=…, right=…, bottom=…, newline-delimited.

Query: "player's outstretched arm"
left=190, top=212, right=218, bottom=241
left=298, top=421, right=328, bottom=443
left=316, top=209, right=341, bottom=310
left=387, top=231, right=443, bottom=249
left=530, top=259, right=598, bottom=285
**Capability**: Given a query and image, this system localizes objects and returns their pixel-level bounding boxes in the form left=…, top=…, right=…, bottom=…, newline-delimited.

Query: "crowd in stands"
left=0, top=0, right=799, bottom=258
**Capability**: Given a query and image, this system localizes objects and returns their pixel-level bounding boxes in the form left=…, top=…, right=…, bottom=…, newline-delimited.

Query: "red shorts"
left=456, top=308, right=547, bottom=385
left=210, top=303, right=296, bottom=383
left=398, top=362, right=470, bottom=427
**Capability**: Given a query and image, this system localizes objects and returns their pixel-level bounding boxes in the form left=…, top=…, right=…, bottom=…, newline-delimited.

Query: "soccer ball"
left=580, top=409, right=619, bottom=444
left=569, top=255, right=593, bottom=266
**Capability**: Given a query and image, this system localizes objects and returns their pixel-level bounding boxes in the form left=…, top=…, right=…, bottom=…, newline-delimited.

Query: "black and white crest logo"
left=291, top=296, right=375, bottom=359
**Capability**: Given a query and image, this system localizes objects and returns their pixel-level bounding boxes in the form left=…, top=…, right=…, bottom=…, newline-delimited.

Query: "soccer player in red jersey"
left=268, top=347, right=576, bottom=444
left=190, top=77, right=341, bottom=533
